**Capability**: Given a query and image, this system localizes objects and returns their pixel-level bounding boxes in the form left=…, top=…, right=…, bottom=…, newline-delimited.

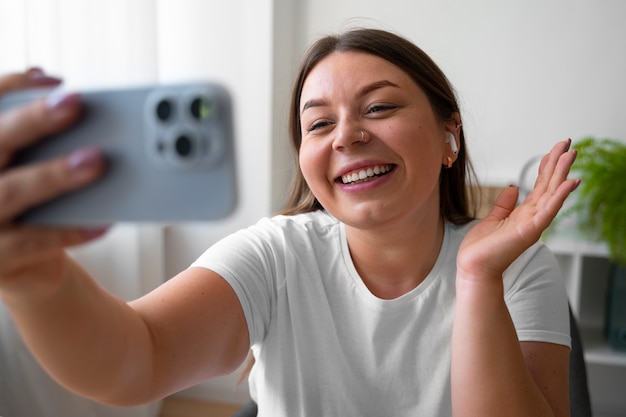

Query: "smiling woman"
left=298, top=50, right=459, bottom=235
left=0, top=24, right=578, bottom=417
left=285, top=30, right=476, bottom=228
left=201, top=28, right=576, bottom=416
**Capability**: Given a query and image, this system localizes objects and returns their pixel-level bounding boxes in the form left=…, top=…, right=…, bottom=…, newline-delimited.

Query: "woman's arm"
left=3, top=262, right=249, bottom=406
left=452, top=280, right=569, bottom=417
left=452, top=139, right=578, bottom=417
left=0, top=69, right=249, bottom=406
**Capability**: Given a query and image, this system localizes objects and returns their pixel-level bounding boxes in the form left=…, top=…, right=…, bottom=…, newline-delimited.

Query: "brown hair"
left=281, top=28, right=479, bottom=223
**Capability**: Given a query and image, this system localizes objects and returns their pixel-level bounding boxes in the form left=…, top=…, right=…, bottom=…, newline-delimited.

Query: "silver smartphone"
left=0, top=82, right=237, bottom=225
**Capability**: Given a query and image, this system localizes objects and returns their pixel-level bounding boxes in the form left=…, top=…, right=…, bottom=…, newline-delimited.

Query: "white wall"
left=294, top=0, right=626, bottom=185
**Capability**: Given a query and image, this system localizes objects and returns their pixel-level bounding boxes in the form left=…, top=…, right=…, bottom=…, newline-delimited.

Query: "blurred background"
left=0, top=0, right=624, bottom=416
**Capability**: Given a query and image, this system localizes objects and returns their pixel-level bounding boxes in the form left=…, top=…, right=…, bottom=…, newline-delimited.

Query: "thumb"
left=485, top=185, right=519, bottom=221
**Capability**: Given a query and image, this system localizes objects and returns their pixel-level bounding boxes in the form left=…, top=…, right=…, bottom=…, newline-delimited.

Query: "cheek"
left=298, top=143, right=322, bottom=188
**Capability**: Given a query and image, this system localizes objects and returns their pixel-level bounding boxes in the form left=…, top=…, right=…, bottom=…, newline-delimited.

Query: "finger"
left=0, top=67, right=62, bottom=95
left=0, top=92, right=82, bottom=166
left=530, top=148, right=577, bottom=207
left=542, top=178, right=581, bottom=222
left=537, top=138, right=572, bottom=174
left=529, top=139, right=572, bottom=200
left=0, top=225, right=109, bottom=278
left=545, top=149, right=578, bottom=195
left=0, top=146, right=105, bottom=223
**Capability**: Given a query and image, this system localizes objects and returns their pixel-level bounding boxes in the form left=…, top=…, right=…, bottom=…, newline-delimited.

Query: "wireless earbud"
left=446, top=132, right=458, bottom=155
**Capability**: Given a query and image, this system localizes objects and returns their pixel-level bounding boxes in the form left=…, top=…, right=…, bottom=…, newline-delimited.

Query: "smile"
left=339, top=164, right=395, bottom=185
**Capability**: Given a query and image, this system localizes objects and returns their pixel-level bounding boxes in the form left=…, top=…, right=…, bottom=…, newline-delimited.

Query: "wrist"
left=455, top=270, right=505, bottom=304
left=0, top=254, right=73, bottom=311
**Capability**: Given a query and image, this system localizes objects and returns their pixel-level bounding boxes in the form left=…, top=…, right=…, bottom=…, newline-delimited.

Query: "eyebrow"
left=300, top=79, right=400, bottom=114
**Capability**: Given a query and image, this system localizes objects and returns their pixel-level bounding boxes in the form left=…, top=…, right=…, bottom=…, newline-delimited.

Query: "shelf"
left=581, top=327, right=626, bottom=367
left=544, top=237, right=608, bottom=257
left=544, top=228, right=626, bottom=414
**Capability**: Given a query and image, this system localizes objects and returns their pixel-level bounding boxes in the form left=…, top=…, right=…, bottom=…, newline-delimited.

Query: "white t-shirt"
left=192, top=210, right=571, bottom=417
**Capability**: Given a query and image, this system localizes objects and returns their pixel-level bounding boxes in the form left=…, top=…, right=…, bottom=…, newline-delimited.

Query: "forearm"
left=0, top=254, right=157, bottom=406
left=451, top=278, right=554, bottom=417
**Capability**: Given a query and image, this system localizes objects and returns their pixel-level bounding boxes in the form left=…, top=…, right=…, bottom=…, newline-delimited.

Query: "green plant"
left=559, top=137, right=626, bottom=265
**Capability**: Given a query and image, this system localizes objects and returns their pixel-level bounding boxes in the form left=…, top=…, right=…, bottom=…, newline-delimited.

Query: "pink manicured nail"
left=67, top=146, right=103, bottom=171
left=27, top=67, right=62, bottom=86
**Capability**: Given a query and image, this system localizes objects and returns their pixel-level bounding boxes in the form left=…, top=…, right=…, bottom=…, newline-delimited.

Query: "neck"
left=345, top=215, right=445, bottom=299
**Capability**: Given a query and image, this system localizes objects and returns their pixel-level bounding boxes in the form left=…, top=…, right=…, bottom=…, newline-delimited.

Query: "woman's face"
left=298, top=51, right=456, bottom=230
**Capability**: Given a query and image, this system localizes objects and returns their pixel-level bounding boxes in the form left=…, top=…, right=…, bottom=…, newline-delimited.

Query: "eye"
left=366, top=103, right=396, bottom=115
left=306, top=119, right=332, bottom=132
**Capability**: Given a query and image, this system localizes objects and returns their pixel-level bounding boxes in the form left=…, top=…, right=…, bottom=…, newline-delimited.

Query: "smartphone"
left=0, top=82, right=237, bottom=225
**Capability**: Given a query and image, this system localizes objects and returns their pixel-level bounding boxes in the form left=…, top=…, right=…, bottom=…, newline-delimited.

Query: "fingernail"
left=27, top=67, right=45, bottom=79
left=46, top=90, right=80, bottom=112
left=67, top=146, right=103, bottom=171
left=27, top=67, right=62, bottom=85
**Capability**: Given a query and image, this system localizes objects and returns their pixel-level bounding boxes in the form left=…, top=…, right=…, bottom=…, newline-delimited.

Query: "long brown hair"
left=240, top=29, right=480, bottom=382
left=281, top=28, right=479, bottom=223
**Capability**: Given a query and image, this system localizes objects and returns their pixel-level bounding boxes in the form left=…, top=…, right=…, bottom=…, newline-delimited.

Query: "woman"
left=0, top=29, right=578, bottom=416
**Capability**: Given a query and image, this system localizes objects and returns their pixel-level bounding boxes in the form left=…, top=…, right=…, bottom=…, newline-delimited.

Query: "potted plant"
left=560, top=136, right=626, bottom=351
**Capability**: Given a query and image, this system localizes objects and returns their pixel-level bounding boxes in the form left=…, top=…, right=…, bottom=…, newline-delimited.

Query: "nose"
left=332, top=126, right=370, bottom=151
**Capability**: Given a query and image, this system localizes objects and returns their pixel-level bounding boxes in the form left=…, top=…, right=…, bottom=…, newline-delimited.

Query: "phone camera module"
left=156, top=99, right=173, bottom=122
left=190, top=97, right=213, bottom=121
left=175, top=135, right=194, bottom=158
left=146, top=86, right=228, bottom=170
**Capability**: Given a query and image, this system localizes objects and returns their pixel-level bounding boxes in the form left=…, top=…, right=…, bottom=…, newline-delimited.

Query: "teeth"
left=341, top=165, right=391, bottom=184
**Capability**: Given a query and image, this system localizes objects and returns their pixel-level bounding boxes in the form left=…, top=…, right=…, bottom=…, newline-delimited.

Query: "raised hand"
left=457, top=139, right=580, bottom=282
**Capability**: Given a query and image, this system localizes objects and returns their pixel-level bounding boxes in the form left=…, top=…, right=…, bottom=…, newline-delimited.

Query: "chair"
left=230, top=399, right=257, bottom=417
left=569, top=305, right=592, bottom=417
left=230, top=306, right=592, bottom=417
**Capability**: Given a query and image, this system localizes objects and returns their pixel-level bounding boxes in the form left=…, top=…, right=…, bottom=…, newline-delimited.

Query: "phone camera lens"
left=156, top=99, right=173, bottom=121
left=190, top=96, right=212, bottom=120
left=175, top=135, right=194, bottom=158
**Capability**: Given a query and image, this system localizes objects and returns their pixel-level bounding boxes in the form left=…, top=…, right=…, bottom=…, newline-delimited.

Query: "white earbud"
left=446, top=132, right=458, bottom=155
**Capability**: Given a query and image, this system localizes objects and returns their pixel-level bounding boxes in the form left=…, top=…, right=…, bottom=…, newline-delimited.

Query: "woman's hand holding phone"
left=0, top=68, right=107, bottom=299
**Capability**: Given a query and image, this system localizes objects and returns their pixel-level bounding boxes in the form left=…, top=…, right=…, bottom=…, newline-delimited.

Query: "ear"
left=442, top=113, right=462, bottom=167
left=443, top=114, right=461, bottom=150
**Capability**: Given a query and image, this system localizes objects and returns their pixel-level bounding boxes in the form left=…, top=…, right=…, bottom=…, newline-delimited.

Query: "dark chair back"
left=569, top=306, right=592, bottom=417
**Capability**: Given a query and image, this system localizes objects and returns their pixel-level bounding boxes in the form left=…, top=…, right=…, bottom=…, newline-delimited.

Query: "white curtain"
left=0, top=0, right=275, bottom=409
left=0, top=1, right=163, bottom=415
left=0, top=0, right=159, bottom=87
left=0, top=225, right=165, bottom=417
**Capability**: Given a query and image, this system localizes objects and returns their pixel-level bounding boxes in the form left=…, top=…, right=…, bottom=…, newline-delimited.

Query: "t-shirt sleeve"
left=190, top=218, right=282, bottom=347
left=503, top=242, right=571, bottom=348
